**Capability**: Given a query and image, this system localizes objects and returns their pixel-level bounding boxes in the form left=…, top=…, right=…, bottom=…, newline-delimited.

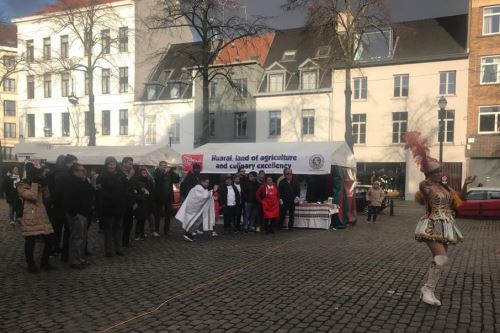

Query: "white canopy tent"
left=14, top=143, right=181, bottom=166
left=189, top=142, right=355, bottom=174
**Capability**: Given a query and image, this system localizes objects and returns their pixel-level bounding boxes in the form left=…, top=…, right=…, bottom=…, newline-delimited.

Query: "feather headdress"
left=404, top=131, right=440, bottom=174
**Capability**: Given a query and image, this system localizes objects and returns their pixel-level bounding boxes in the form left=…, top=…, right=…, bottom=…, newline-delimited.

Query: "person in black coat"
left=134, top=167, right=155, bottom=240
left=98, top=157, right=126, bottom=257
left=278, top=169, right=300, bottom=231
left=219, top=175, right=241, bottom=234
left=63, top=163, right=94, bottom=269
left=242, top=171, right=260, bottom=232
left=3, top=165, right=22, bottom=225
left=180, top=163, right=201, bottom=200
left=119, top=157, right=137, bottom=248
left=153, top=161, right=180, bottom=236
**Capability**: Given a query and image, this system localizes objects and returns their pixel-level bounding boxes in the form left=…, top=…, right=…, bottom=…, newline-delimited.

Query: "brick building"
left=467, top=0, right=500, bottom=186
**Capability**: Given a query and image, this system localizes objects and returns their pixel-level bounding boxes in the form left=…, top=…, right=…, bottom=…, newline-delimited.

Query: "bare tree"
left=36, top=0, right=126, bottom=146
left=147, top=0, right=270, bottom=145
left=284, top=0, right=391, bottom=152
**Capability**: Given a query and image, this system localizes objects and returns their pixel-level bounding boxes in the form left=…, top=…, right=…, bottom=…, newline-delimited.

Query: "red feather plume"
left=404, top=131, right=430, bottom=172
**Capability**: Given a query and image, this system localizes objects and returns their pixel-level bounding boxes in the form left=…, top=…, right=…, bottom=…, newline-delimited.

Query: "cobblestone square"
left=0, top=200, right=499, bottom=332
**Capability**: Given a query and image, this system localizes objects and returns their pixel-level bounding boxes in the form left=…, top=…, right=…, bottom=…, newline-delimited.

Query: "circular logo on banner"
left=309, top=154, right=325, bottom=170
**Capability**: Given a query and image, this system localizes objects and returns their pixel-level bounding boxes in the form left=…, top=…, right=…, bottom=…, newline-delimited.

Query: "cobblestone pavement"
left=0, top=200, right=499, bottom=333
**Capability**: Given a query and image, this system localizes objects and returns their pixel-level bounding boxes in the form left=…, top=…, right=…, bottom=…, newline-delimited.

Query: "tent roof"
left=14, top=144, right=181, bottom=166
left=194, top=141, right=356, bottom=168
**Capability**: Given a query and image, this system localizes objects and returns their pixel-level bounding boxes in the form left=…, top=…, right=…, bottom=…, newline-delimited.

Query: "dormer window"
left=268, top=73, right=284, bottom=92
left=250, top=55, right=259, bottom=62
left=316, top=45, right=331, bottom=58
left=281, top=50, right=296, bottom=62
left=146, top=84, right=162, bottom=100
left=158, top=70, right=172, bottom=84
left=301, top=70, right=317, bottom=90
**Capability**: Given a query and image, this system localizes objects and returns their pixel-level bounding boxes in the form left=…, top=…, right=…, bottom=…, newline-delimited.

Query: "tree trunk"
left=200, top=67, right=210, bottom=145
left=344, top=65, right=354, bottom=152
left=87, top=63, right=96, bottom=146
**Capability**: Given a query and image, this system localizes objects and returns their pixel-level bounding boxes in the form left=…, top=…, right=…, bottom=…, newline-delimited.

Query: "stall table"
left=293, top=203, right=339, bottom=230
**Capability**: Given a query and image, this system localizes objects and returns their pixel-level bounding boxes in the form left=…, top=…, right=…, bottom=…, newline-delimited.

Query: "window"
left=2, top=147, right=14, bottom=161
left=483, top=6, right=500, bottom=35
left=439, top=110, right=455, bottom=143
left=119, top=27, right=128, bottom=52
left=301, top=71, right=317, bottom=90
left=209, top=113, right=215, bottom=137
left=302, top=110, right=315, bottom=136
left=4, top=123, right=16, bottom=138
left=43, top=74, right=52, bottom=98
left=84, top=112, right=90, bottom=136
left=169, top=83, right=181, bottom=98
left=4, top=101, right=15, bottom=116
left=466, top=191, right=485, bottom=200
left=478, top=106, right=500, bottom=133
left=3, top=78, right=15, bottom=92
left=392, top=112, right=408, bottom=143
left=235, top=112, right=247, bottom=137
left=481, top=56, right=500, bottom=84
left=26, top=40, right=34, bottom=62
left=169, top=115, right=180, bottom=144
left=102, top=30, right=110, bottom=54
left=316, top=45, right=331, bottom=58
left=145, top=116, right=156, bottom=144
left=3, top=55, right=15, bottom=67
left=119, top=67, right=128, bottom=93
left=44, top=113, right=52, bottom=137
left=146, top=84, right=161, bottom=100
left=439, top=71, right=456, bottom=95
left=209, top=80, right=218, bottom=99
left=43, top=37, right=51, bottom=60
left=27, top=75, right=35, bottom=99
left=269, top=73, right=284, bottom=92
left=27, top=114, right=35, bottom=137
left=269, top=111, right=281, bottom=137
left=85, top=72, right=89, bottom=95
left=102, top=69, right=110, bottom=94
left=102, top=110, right=110, bottom=136
left=394, top=74, right=409, bottom=97
left=352, top=114, right=366, bottom=144
left=62, top=113, right=70, bottom=137
left=60, top=35, right=69, bottom=58
left=119, top=109, right=128, bottom=135
left=281, top=50, right=296, bottom=61
left=488, top=191, right=500, bottom=199
left=234, top=78, right=248, bottom=97
left=353, top=77, right=367, bottom=100
left=61, top=72, right=70, bottom=97
left=355, top=29, right=392, bottom=61
left=158, top=70, right=172, bottom=84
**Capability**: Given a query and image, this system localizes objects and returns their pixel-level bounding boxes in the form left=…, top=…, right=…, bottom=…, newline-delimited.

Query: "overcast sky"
left=1, top=0, right=468, bottom=26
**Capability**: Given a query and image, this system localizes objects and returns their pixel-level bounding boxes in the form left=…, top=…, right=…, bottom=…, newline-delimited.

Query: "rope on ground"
left=98, top=235, right=309, bottom=333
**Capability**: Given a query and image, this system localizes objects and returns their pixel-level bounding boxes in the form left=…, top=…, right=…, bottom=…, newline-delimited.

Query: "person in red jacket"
left=256, top=176, right=280, bottom=234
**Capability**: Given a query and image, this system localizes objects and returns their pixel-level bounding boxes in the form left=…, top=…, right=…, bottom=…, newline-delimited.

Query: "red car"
left=456, top=187, right=500, bottom=218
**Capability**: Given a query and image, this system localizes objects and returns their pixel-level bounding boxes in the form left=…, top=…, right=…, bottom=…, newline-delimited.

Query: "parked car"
left=456, top=187, right=500, bottom=218
left=355, top=184, right=389, bottom=213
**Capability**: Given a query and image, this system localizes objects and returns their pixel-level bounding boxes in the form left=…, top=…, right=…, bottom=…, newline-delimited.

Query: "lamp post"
left=437, top=96, right=447, bottom=163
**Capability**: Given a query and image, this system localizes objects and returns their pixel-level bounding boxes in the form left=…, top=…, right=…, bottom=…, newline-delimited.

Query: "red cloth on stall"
left=256, top=183, right=280, bottom=219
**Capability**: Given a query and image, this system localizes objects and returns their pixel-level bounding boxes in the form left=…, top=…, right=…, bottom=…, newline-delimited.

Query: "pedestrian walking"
left=366, top=181, right=385, bottom=222
left=176, top=176, right=218, bottom=242
left=256, top=176, right=280, bottom=234
left=3, top=165, right=22, bottom=225
left=219, top=175, right=241, bottom=234
left=135, top=167, right=155, bottom=240
left=154, top=161, right=180, bottom=236
left=63, top=164, right=93, bottom=269
left=17, top=164, right=55, bottom=273
left=406, top=131, right=475, bottom=306
left=242, top=171, right=260, bottom=232
left=98, top=157, right=126, bottom=257
left=278, top=169, right=300, bottom=231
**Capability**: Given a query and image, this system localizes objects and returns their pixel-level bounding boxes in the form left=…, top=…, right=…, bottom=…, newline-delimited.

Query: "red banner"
left=182, top=154, right=204, bottom=172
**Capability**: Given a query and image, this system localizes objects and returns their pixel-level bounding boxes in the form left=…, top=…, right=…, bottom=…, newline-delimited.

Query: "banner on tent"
left=182, top=152, right=332, bottom=174
left=182, top=154, right=204, bottom=172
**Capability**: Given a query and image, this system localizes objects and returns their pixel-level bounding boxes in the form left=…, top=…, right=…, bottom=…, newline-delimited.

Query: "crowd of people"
left=2, top=156, right=308, bottom=273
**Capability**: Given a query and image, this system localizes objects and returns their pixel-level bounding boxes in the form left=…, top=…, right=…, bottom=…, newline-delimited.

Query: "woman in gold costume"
left=406, top=132, right=475, bottom=306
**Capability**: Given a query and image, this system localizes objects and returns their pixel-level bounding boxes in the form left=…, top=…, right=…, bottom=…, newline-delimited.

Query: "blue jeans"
left=244, top=202, right=259, bottom=231
left=367, top=205, right=378, bottom=221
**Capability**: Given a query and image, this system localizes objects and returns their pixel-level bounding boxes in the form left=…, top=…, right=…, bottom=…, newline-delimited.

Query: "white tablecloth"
left=293, top=204, right=339, bottom=230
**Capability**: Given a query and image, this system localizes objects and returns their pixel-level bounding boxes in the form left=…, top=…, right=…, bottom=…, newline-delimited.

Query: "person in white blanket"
left=175, top=175, right=218, bottom=242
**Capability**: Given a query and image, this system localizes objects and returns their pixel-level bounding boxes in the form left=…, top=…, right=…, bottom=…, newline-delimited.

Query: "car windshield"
left=466, top=191, right=485, bottom=200
left=488, top=191, right=500, bottom=199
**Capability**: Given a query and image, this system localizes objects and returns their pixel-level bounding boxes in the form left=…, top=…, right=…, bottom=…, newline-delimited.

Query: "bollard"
left=390, top=199, right=394, bottom=216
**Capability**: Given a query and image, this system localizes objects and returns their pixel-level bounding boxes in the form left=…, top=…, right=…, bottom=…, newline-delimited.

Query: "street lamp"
left=437, top=96, right=447, bottom=163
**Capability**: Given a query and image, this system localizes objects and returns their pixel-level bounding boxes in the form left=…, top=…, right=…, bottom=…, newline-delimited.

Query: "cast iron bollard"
left=390, top=199, right=394, bottom=216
